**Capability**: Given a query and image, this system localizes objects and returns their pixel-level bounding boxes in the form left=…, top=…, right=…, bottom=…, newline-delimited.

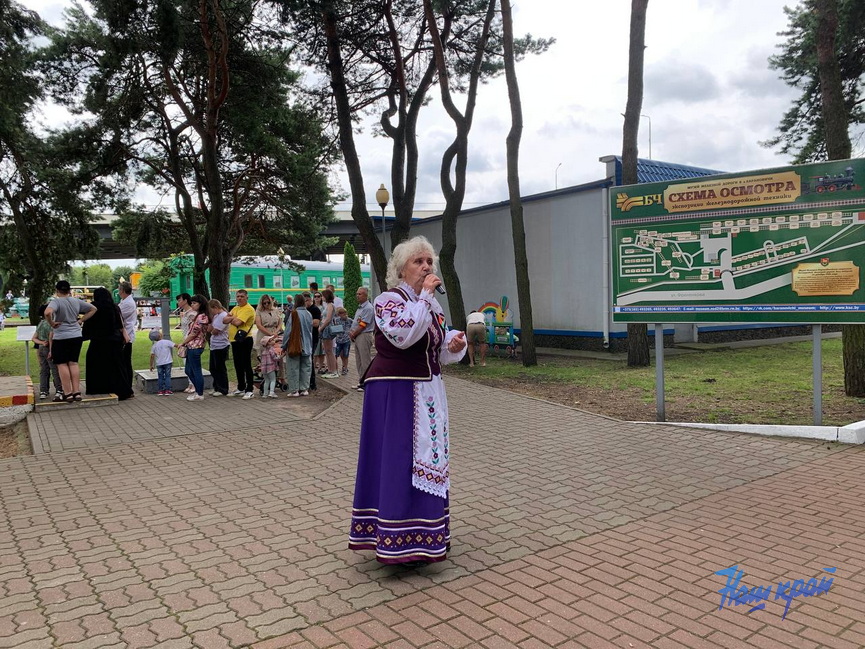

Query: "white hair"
left=386, top=235, right=439, bottom=288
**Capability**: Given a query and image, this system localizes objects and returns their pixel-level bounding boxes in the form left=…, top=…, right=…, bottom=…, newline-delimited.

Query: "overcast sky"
left=25, top=0, right=810, bottom=215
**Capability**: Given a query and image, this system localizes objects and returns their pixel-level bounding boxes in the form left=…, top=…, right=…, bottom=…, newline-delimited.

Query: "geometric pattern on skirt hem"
left=348, top=507, right=450, bottom=564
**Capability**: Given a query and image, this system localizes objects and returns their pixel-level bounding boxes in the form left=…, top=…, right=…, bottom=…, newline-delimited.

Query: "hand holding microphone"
left=422, top=273, right=446, bottom=295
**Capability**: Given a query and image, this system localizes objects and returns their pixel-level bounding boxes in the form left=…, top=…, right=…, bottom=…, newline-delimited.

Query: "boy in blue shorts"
left=149, top=329, right=176, bottom=395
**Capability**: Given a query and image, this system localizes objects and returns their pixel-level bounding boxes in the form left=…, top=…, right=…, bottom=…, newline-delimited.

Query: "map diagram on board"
left=615, top=209, right=865, bottom=306
left=608, top=158, right=865, bottom=323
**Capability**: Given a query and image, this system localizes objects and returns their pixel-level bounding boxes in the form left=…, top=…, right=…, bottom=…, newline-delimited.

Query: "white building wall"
left=410, top=185, right=624, bottom=341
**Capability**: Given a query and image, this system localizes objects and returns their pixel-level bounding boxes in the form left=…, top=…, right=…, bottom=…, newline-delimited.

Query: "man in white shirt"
left=465, top=310, right=489, bottom=367
left=118, top=281, right=138, bottom=392
left=348, top=287, right=375, bottom=390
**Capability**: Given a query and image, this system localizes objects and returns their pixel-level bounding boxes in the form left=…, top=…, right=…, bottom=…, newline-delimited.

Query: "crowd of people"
left=29, top=236, right=470, bottom=567
left=167, top=284, right=377, bottom=400
left=31, top=279, right=380, bottom=403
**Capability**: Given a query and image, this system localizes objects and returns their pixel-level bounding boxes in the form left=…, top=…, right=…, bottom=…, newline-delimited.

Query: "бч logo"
left=616, top=192, right=662, bottom=212
left=821, top=257, right=830, bottom=266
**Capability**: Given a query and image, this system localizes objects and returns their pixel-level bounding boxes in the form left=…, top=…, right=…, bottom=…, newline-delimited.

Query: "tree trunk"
left=424, top=0, right=496, bottom=335
left=438, top=141, right=468, bottom=333
left=622, top=0, right=650, bottom=367
left=388, top=59, right=438, bottom=252
left=208, top=253, right=231, bottom=307
left=815, top=0, right=852, bottom=161
left=202, top=138, right=227, bottom=303
left=2, top=170, right=52, bottom=324
left=815, top=0, right=863, bottom=395
left=323, top=8, right=388, bottom=291
left=27, top=272, right=52, bottom=326
left=843, top=324, right=865, bottom=396
left=500, top=0, right=535, bottom=367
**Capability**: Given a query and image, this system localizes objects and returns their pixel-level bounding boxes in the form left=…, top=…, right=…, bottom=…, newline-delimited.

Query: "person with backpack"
left=282, top=293, right=313, bottom=397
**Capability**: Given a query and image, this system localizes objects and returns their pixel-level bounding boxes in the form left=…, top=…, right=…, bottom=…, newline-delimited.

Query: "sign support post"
left=655, top=324, right=665, bottom=422
left=813, top=325, right=822, bottom=425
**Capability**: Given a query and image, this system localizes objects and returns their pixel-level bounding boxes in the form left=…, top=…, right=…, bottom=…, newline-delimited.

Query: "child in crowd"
left=260, top=333, right=282, bottom=398
left=332, top=307, right=353, bottom=375
left=31, top=304, right=62, bottom=400
left=149, top=329, right=176, bottom=395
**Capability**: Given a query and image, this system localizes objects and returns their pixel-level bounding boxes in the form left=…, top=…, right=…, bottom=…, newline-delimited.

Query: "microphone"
left=435, top=284, right=446, bottom=295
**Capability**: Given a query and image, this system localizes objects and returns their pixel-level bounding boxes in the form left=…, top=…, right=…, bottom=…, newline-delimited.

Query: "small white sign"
left=16, top=326, right=37, bottom=342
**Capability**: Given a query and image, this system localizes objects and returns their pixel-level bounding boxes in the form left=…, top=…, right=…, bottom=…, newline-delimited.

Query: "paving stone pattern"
left=28, top=391, right=306, bottom=455
left=2, top=368, right=864, bottom=647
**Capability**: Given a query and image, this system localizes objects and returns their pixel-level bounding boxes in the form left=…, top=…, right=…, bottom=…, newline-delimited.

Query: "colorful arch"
left=478, top=296, right=511, bottom=322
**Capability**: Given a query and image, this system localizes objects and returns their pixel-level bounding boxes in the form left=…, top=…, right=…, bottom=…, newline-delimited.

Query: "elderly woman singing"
left=348, top=236, right=467, bottom=566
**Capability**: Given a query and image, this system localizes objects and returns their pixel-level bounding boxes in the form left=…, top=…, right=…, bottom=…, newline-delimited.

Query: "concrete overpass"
left=91, top=210, right=440, bottom=259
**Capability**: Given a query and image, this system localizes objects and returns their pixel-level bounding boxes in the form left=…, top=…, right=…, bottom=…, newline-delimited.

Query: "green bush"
left=342, top=242, right=362, bottom=317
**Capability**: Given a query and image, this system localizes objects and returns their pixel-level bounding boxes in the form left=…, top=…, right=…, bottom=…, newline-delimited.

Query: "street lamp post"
left=555, top=162, right=562, bottom=190
left=375, top=183, right=389, bottom=254
left=620, top=113, right=652, bottom=159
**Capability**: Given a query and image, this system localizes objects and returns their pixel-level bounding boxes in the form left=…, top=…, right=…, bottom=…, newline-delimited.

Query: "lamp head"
left=375, top=183, right=390, bottom=210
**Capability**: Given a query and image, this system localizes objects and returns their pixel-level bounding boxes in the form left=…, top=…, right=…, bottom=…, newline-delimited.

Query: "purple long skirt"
left=348, top=380, right=450, bottom=564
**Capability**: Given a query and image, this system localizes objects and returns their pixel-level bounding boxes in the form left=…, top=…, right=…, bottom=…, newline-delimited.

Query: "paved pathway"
left=2, top=362, right=864, bottom=647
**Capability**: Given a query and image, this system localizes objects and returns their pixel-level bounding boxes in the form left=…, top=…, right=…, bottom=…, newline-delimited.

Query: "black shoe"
left=401, top=560, right=429, bottom=568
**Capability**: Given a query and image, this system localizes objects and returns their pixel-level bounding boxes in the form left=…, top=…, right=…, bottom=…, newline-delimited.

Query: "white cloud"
left=645, top=62, right=722, bottom=104
left=21, top=0, right=805, bottom=215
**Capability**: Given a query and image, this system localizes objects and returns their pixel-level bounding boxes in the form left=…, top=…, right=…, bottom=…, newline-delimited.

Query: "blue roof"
left=608, top=156, right=724, bottom=185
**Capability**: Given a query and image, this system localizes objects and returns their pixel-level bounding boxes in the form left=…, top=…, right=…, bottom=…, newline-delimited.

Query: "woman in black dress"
left=83, top=287, right=134, bottom=400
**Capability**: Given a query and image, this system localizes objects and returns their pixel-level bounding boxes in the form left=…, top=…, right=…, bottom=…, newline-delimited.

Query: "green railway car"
left=168, top=255, right=371, bottom=308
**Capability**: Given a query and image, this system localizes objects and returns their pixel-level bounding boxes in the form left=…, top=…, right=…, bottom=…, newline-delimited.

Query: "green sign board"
left=609, top=158, right=865, bottom=323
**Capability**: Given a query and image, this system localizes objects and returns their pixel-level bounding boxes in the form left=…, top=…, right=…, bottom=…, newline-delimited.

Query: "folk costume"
left=349, top=282, right=466, bottom=564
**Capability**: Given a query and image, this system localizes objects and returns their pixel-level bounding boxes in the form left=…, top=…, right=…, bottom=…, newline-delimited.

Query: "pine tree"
left=342, top=242, right=362, bottom=318
left=763, top=0, right=864, bottom=162
left=0, top=0, right=99, bottom=321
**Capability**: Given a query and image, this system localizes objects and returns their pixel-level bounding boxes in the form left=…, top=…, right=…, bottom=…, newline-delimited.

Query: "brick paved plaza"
left=2, top=365, right=865, bottom=648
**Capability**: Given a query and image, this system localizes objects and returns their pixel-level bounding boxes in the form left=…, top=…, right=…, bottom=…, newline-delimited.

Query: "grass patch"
left=0, top=319, right=239, bottom=385
left=445, top=338, right=865, bottom=427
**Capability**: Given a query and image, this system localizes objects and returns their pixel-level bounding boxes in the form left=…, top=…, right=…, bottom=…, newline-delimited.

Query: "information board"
left=609, top=158, right=865, bottom=323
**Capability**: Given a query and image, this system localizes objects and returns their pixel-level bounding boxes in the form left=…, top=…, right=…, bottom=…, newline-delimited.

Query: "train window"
left=308, top=276, right=316, bottom=287
left=244, top=274, right=253, bottom=288
left=273, top=275, right=282, bottom=288
left=322, top=277, right=331, bottom=286
left=258, top=275, right=266, bottom=288
left=290, top=276, right=300, bottom=288
left=336, top=277, right=344, bottom=288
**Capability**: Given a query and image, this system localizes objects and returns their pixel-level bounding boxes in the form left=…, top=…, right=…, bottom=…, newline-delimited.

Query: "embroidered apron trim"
left=412, top=377, right=450, bottom=498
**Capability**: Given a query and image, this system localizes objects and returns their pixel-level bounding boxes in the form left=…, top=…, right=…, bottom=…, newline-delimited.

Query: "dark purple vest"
left=362, top=288, right=445, bottom=383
